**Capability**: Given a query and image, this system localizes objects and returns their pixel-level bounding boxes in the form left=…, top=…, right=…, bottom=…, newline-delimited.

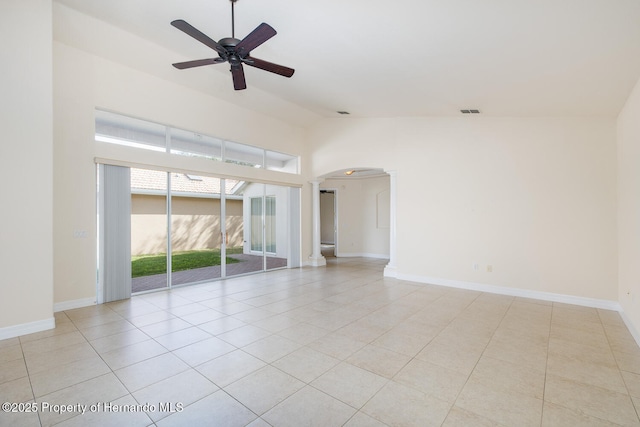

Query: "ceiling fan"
left=170, top=0, right=295, bottom=90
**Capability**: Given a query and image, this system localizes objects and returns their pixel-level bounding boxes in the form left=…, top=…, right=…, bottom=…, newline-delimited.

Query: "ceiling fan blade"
left=235, top=23, right=277, bottom=57
left=171, top=19, right=227, bottom=57
left=172, top=58, right=226, bottom=69
left=245, top=56, right=295, bottom=77
left=230, top=64, right=247, bottom=90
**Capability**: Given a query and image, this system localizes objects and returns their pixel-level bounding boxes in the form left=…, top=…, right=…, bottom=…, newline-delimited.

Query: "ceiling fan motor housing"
left=219, top=37, right=241, bottom=48
left=218, top=37, right=242, bottom=64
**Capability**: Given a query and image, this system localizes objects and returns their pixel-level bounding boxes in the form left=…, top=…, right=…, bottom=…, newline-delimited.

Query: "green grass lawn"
left=132, top=247, right=243, bottom=278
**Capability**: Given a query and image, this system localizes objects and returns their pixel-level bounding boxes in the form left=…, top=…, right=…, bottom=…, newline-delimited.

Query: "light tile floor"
left=2, top=257, right=640, bottom=426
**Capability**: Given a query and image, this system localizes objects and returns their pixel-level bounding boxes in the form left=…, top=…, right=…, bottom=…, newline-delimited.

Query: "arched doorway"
left=314, top=168, right=396, bottom=273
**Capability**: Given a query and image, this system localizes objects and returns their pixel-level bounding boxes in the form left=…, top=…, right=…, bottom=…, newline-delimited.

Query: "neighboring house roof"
left=131, top=168, right=244, bottom=196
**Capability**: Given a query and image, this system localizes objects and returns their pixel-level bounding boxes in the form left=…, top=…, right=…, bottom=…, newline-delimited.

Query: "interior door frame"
left=320, top=188, right=338, bottom=257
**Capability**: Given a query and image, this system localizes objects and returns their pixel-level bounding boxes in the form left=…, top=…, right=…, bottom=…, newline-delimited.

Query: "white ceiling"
left=54, top=0, right=640, bottom=126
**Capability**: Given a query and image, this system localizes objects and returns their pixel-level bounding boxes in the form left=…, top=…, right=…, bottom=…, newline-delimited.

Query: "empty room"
left=2, top=0, right=640, bottom=426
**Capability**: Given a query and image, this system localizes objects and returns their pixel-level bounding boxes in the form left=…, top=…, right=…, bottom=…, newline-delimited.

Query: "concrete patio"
left=132, top=254, right=287, bottom=293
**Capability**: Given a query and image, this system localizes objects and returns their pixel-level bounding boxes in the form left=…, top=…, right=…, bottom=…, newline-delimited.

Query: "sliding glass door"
left=103, top=165, right=295, bottom=297
left=249, top=195, right=276, bottom=254
left=130, top=168, right=168, bottom=293
left=226, top=182, right=265, bottom=278
left=226, top=182, right=289, bottom=278
left=264, top=184, right=289, bottom=271
left=170, top=173, right=223, bottom=286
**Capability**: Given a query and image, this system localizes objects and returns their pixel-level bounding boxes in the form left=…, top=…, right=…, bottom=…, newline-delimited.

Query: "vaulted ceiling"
left=54, top=0, right=640, bottom=126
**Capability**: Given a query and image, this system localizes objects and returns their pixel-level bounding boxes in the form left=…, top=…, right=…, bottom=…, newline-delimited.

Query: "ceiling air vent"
left=460, top=109, right=481, bottom=114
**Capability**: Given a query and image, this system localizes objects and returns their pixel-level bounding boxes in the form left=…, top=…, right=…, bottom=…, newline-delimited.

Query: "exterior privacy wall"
left=131, top=195, right=243, bottom=255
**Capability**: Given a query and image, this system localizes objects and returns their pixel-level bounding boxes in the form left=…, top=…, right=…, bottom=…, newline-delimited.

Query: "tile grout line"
left=443, top=293, right=518, bottom=425
left=539, top=301, right=555, bottom=427
left=598, top=309, right=640, bottom=424
left=17, top=335, right=43, bottom=427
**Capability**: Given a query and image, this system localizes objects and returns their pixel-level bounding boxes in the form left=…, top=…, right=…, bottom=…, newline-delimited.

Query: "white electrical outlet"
left=487, top=265, right=493, bottom=272
left=73, top=230, right=88, bottom=239
left=473, top=263, right=479, bottom=271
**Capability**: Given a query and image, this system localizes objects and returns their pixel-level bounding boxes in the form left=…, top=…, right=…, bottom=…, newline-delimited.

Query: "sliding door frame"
left=98, top=163, right=300, bottom=298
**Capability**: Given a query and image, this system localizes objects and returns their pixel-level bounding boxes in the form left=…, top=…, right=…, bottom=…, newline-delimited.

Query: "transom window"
left=95, top=109, right=299, bottom=174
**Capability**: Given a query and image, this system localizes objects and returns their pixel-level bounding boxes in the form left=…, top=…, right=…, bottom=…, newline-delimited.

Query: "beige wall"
left=131, top=195, right=243, bottom=255
left=617, top=76, right=640, bottom=339
left=310, top=117, right=618, bottom=302
left=0, top=0, right=55, bottom=335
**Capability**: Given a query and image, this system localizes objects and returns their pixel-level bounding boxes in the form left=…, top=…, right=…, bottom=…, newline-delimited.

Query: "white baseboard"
left=397, top=273, right=621, bottom=311
left=308, top=255, right=327, bottom=267
left=336, top=252, right=390, bottom=260
left=397, top=272, right=640, bottom=348
left=384, top=265, right=398, bottom=278
left=0, top=317, right=55, bottom=341
left=619, top=311, right=640, bottom=349
left=54, top=297, right=96, bottom=312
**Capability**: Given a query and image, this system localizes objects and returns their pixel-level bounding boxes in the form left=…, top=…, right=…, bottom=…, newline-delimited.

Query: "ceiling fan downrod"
left=231, top=0, right=237, bottom=39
